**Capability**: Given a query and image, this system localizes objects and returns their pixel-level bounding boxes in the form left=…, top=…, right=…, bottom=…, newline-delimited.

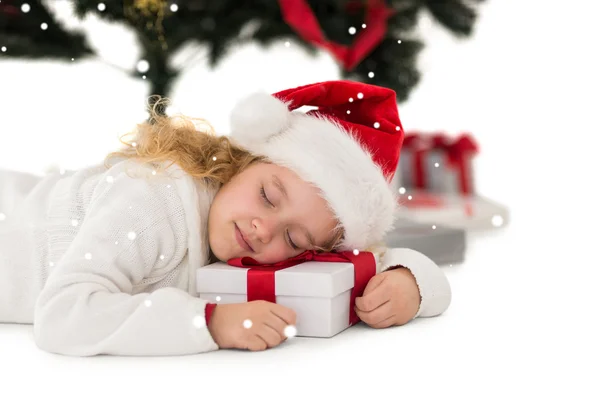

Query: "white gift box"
left=196, top=261, right=358, bottom=338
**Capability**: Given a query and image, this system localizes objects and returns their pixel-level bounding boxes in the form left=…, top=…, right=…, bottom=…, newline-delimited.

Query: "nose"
left=251, top=216, right=279, bottom=244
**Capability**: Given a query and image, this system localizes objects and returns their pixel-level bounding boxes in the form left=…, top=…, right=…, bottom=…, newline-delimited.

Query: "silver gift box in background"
left=385, top=218, right=466, bottom=266
left=395, top=132, right=478, bottom=196
left=391, top=131, right=509, bottom=233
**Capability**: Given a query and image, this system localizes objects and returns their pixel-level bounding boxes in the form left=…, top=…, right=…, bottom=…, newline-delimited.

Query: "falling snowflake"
left=243, top=319, right=253, bottom=329
left=192, top=315, right=206, bottom=328
left=137, top=60, right=150, bottom=73
left=284, top=325, right=297, bottom=338
left=492, top=215, right=504, bottom=227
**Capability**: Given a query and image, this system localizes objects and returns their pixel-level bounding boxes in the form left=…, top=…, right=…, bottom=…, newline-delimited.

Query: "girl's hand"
left=207, top=300, right=297, bottom=351
left=354, top=267, right=421, bottom=329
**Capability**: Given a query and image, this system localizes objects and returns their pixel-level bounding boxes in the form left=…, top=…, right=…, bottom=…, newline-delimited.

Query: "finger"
left=256, top=323, right=285, bottom=348
left=270, top=305, right=297, bottom=326
left=356, top=283, right=390, bottom=312
left=246, top=335, right=268, bottom=351
left=362, top=273, right=386, bottom=296
left=355, top=301, right=394, bottom=326
left=371, top=314, right=397, bottom=329
left=264, top=314, right=289, bottom=341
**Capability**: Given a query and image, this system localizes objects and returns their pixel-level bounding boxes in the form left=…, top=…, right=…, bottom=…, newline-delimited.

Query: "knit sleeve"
left=33, top=169, right=219, bottom=357
left=380, top=248, right=452, bottom=319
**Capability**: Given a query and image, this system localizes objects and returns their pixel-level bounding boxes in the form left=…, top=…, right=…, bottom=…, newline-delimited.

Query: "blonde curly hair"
left=103, top=96, right=345, bottom=254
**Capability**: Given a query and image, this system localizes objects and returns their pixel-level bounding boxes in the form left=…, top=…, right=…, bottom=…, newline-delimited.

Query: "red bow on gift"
left=227, top=250, right=377, bottom=326
left=402, top=131, right=479, bottom=195
left=277, top=0, right=395, bottom=71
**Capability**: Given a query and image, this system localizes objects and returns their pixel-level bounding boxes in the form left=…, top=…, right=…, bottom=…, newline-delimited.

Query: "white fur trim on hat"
left=229, top=93, right=400, bottom=251
left=230, top=92, right=291, bottom=145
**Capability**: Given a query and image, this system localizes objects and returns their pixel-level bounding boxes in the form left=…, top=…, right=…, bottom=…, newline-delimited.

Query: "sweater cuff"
left=381, top=248, right=452, bottom=319
left=205, top=303, right=217, bottom=325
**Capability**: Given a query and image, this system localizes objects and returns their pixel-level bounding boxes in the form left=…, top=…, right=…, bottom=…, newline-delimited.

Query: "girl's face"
left=208, top=162, right=338, bottom=264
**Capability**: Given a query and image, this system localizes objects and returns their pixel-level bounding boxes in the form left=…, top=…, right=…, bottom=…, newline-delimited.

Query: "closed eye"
left=261, top=186, right=299, bottom=250
left=260, top=186, right=274, bottom=207
left=287, top=230, right=299, bottom=250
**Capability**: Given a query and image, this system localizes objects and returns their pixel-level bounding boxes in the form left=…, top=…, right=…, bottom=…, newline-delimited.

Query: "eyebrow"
left=272, top=174, right=316, bottom=248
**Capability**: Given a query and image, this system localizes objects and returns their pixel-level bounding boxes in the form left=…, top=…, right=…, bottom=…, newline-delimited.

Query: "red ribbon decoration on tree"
left=0, top=1, right=20, bottom=17
left=277, top=0, right=395, bottom=71
left=227, top=250, right=376, bottom=326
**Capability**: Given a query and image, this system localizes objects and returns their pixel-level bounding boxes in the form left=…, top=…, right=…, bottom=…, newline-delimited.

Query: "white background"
left=1, top=0, right=599, bottom=398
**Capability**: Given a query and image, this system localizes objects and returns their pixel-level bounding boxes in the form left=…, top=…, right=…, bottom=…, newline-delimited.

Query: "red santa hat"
left=229, top=80, right=404, bottom=251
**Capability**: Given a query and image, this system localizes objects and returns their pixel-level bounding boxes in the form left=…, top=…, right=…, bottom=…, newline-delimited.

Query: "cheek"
left=224, top=186, right=260, bottom=214
left=259, top=242, right=296, bottom=264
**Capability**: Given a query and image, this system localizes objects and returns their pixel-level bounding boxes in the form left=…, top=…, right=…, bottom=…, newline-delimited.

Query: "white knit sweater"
left=0, top=158, right=451, bottom=357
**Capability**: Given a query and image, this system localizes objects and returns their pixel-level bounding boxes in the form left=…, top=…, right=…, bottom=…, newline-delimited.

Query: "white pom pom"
left=230, top=92, right=290, bottom=145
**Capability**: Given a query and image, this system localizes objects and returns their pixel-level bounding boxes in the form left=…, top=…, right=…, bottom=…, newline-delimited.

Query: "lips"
left=235, top=223, right=254, bottom=252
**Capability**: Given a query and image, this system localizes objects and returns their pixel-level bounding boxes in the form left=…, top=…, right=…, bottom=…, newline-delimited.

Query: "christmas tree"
left=0, top=0, right=487, bottom=106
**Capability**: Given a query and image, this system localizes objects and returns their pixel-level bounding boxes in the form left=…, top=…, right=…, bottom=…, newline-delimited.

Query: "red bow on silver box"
left=402, top=132, right=479, bottom=195
left=227, top=250, right=376, bottom=326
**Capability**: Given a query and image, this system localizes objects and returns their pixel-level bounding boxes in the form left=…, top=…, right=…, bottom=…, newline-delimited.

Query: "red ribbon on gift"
left=277, top=0, right=395, bottom=71
left=227, top=250, right=376, bottom=326
left=402, top=133, right=431, bottom=189
left=445, top=133, right=479, bottom=195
